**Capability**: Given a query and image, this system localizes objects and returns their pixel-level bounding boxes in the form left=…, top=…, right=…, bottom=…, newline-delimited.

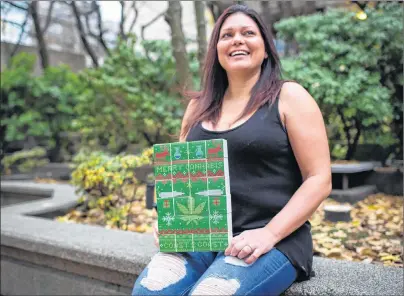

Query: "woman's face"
left=217, top=12, right=267, bottom=74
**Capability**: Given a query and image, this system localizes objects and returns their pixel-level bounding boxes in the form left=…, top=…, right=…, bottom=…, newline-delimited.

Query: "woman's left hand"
left=224, top=227, right=278, bottom=264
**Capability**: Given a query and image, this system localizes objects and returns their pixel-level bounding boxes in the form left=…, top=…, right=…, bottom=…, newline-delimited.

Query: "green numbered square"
left=171, top=142, right=188, bottom=161
left=207, top=160, right=225, bottom=177
left=154, top=164, right=172, bottom=180
left=188, top=141, right=206, bottom=160
left=207, top=139, right=225, bottom=159
left=175, top=196, right=209, bottom=216
left=172, top=162, right=189, bottom=179
left=189, top=160, right=207, bottom=178
left=177, top=215, right=209, bottom=232
left=211, top=233, right=229, bottom=251
left=157, top=199, right=175, bottom=230
left=209, top=196, right=227, bottom=212
left=193, top=234, right=212, bottom=251
left=155, top=180, right=172, bottom=199
left=154, top=144, right=171, bottom=163
left=159, top=234, right=176, bottom=252
left=176, top=234, right=193, bottom=252
left=209, top=210, right=228, bottom=232
left=172, top=178, right=190, bottom=197
left=190, top=177, right=208, bottom=197
left=207, top=177, right=226, bottom=196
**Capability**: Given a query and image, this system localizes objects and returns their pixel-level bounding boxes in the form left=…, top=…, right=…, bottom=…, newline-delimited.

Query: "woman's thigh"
left=131, top=251, right=217, bottom=296
left=188, top=248, right=297, bottom=296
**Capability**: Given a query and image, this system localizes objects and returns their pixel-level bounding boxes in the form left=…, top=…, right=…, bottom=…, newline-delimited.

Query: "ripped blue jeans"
left=131, top=248, right=297, bottom=296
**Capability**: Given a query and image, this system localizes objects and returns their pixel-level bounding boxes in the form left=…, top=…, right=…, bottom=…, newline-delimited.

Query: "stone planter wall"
left=1, top=182, right=403, bottom=296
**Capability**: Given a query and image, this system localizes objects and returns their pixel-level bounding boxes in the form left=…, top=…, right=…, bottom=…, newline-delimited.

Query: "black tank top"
left=186, top=97, right=313, bottom=281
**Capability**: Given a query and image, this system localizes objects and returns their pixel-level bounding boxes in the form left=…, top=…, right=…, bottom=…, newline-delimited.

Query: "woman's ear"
left=264, top=52, right=268, bottom=59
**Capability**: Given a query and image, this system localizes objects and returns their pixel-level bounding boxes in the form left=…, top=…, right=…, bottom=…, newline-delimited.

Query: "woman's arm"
left=225, top=82, right=332, bottom=264
left=263, top=81, right=332, bottom=242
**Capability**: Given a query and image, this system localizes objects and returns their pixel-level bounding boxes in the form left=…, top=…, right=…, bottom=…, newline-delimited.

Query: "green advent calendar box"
left=153, top=139, right=232, bottom=252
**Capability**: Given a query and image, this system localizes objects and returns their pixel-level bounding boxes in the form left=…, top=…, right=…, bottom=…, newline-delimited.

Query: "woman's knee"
left=189, top=276, right=241, bottom=296
left=132, top=252, right=189, bottom=295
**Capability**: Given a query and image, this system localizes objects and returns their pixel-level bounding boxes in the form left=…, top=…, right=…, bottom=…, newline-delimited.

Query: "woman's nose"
left=232, top=33, right=244, bottom=45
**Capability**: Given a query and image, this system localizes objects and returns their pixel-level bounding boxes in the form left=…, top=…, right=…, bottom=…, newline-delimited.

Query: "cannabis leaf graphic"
left=177, top=203, right=189, bottom=215
left=194, top=202, right=206, bottom=215
left=180, top=215, right=204, bottom=225
left=177, top=197, right=206, bottom=225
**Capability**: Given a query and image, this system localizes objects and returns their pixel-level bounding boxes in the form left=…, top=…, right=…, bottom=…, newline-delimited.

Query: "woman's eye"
left=244, top=31, right=255, bottom=36
left=221, top=33, right=232, bottom=38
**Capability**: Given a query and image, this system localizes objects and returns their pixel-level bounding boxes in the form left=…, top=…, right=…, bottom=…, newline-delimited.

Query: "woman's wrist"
left=263, top=225, right=282, bottom=245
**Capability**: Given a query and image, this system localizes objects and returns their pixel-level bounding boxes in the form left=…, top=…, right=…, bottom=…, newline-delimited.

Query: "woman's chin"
left=225, top=63, right=256, bottom=73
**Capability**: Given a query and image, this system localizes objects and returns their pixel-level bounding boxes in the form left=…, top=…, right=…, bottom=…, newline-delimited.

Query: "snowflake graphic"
left=162, top=212, right=175, bottom=226
left=210, top=210, right=223, bottom=225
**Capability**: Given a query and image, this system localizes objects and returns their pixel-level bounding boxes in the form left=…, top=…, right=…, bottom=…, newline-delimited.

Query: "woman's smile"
left=217, top=12, right=267, bottom=73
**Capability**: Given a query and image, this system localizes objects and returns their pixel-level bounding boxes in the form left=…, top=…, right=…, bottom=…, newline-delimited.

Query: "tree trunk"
left=165, top=1, right=192, bottom=91
left=305, top=1, right=317, bottom=14
left=207, top=0, right=233, bottom=21
left=278, top=1, right=293, bottom=18
left=194, top=1, right=207, bottom=78
left=71, top=1, right=99, bottom=67
left=30, top=1, right=49, bottom=69
left=345, top=119, right=361, bottom=160
left=260, top=1, right=273, bottom=34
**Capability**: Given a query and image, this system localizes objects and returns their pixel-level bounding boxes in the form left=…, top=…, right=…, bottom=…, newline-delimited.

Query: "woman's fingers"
left=244, top=248, right=263, bottom=264
left=224, top=235, right=244, bottom=255
left=153, top=221, right=159, bottom=247
left=230, top=239, right=249, bottom=257
left=237, top=245, right=253, bottom=259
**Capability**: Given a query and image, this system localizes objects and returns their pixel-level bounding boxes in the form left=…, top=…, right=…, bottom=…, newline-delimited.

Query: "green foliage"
left=71, top=147, right=152, bottom=194
left=73, top=38, right=195, bottom=153
left=1, top=53, right=37, bottom=144
left=1, top=53, right=83, bottom=161
left=1, top=147, right=49, bottom=174
left=69, top=147, right=153, bottom=229
left=276, top=3, right=403, bottom=160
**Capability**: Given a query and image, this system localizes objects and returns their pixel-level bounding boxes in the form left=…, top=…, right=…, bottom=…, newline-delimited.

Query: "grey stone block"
left=286, top=257, right=403, bottom=296
left=1, top=256, right=125, bottom=296
left=324, top=204, right=352, bottom=222
left=331, top=162, right=376, bottom=174
left=330, top=185, right=377, bottom=203
left=1, top=181, right=403, bottom=296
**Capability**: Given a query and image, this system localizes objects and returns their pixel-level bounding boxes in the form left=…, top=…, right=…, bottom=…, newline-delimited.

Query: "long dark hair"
left=181, top=4, right=284, bottom=139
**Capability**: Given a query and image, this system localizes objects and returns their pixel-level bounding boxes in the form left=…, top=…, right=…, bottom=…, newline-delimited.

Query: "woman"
left=132, top=4, right=331, bottom=296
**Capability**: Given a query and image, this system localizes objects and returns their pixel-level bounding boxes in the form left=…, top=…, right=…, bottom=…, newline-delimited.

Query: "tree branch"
left=93, top=1, right=110, bottom=55
left=1, top=19, right=26, bottom=28
left=41, top=1, right=55, bottom=34
left=9, top=8, right=30, bottom=59
left=30, top=1, right=49, bottom=69
left=141, top=11, right=166, bottom=40
left=3, top=1, right=27, bottom=11
left=351, top=1, right=367, bottom=11
left=127, top=0, right=138, bottom=36
left=119, top=0, right=125, bottom=38
left=71, top=1, right=99, bottom=67
left=337, top=107, right=351, bottom=144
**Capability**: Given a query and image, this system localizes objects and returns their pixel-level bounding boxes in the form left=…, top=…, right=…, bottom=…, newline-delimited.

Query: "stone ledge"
left=331, top=162, right=376, bottom=174
left=330, top=185, right=378, bottom=204
left=1, top=182, right=403, bottom=295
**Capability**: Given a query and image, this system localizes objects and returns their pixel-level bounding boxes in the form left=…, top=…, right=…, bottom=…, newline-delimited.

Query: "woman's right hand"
left=153, top=221, right=159, bottom=248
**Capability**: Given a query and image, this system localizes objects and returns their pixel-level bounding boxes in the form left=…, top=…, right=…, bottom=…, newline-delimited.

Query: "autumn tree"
left=165, top=1, right=192, bottom=91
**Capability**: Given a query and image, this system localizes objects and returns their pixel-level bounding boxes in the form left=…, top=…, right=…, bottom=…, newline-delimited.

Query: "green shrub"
left=64, top=147, right=154, bottom=230
left=1, top=147, right=49, bottom=175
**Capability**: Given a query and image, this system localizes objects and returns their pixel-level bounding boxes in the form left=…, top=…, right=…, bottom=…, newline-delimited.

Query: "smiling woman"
left=132, top=4, right=331, bottom=296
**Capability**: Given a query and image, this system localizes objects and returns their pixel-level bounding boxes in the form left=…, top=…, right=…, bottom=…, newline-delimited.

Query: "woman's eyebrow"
left=220, top=25, right=255, bottom=32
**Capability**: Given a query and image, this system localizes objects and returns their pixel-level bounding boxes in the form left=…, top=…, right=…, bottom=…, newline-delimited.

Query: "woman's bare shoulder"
left=279, top=81, right=318, bottom=113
